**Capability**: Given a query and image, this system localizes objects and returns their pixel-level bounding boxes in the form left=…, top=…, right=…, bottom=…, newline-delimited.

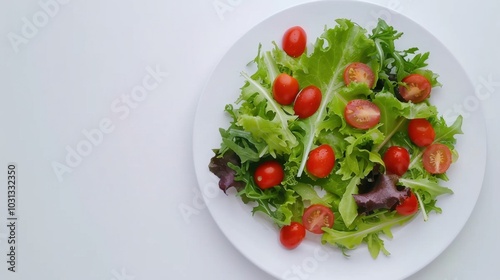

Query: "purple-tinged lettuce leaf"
left=352, top=174, right=410, bottom=213
left=208, top=150, right=244, bottom=194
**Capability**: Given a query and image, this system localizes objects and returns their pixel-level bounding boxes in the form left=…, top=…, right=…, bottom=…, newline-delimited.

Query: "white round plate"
left=193, top=1, right=486, bottom=279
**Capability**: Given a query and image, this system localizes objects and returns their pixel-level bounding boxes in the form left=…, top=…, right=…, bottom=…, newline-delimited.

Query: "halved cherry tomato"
left=396, top=192, right=418, bottom=216
left=399, top=74, right=432, bottom=103
left=408, top=118, right=435, bottom=147
left=279, top=222, right=306, bottom=249
left=383, top=146, right=410, bottom=176
left=422, top=143, right=452, bottom=174
left=293, top=85, right=322, bottom=119
left=282, top=26, right=307, bottom=58
left=344, top=99, right=381, bottom=129
left=272, top=73, right=300, bottom=105
left=253, top=161, right=284, bottom=189
left=343, top=62, right=375, bottom=88
left=302, top=204, right=334, bottom=234
left=306, top=144, right=335, bottom=178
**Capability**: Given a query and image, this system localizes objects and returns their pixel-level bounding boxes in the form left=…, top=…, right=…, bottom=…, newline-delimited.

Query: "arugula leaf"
left=231, top=161, right=301, bottom=227
left=433, top=115, right=463, bottom=145
left=408, top=115, right=463, bottom=169
left=370, top=19, right=440, bottom=90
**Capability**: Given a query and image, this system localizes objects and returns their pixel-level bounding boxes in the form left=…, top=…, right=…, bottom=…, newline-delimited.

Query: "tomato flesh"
left=344, top=99, right=381, bottom=129
left=306, top=144, right=335, bottom=178
left=279, top=222, right=306, bottom=249
left=422, top=143, right=452, bottom=174
left=399, top=74, right=432, bottom=103
left=408, top=118, right=435, bottom=147
left=272, top=73, right=300, bottom=105
left=293, top=85, right=322, bottom=119
left=302, top=204, right=334, bottom=234
left=253, top=161, right=284, bottom=189
left=343, top=62, right=375, bottom=88
left=383, top=146, right=410, bottom=176
left=396, top=192, right=418, bottom=216
left=282, top=26, right=307, bottom=58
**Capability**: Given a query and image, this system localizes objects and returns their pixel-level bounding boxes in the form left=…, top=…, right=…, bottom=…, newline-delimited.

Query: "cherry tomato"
left=253, top=161, right=284, bottom=189
left=399, top=74, right=432, bottom=103
left=279, top=222, right=306, bottom=249
left=408, top=118, right=435, bottom=147
left=272, top=73, right=300, bottom=105
left=383, top=146, right=410, bottom=176
left=422, top=143, right=452, bottom=174
left=343, top=62, right=375, bottom=88
left=293, top=85, right=322, bottom=119
left=302, top=204, right=334, bottom=234
left=396, top=192, right=418, bottom=216
left=306, top=144, right=335, bottom=178
left=282, top=26, right=307, bottom=58
left=344, top=99, right=381, bottom=129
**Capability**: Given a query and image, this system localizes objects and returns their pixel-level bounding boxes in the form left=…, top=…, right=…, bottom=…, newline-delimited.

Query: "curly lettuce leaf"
left=238, top=71, right=298, bottom=157
left=293, top=19, right=378, bottom=176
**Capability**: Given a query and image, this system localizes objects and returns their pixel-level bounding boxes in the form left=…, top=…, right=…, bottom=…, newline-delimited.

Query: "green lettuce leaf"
left=338, top=177, right=361, bottom=228
left=293, top=19, right=377, bottom=176
left=322, top=213, right=413, bottom=256
left=238, top=71, right=298, bottom=157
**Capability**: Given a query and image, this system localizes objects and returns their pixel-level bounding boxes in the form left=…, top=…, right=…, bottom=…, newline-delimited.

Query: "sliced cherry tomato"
left=344, top=99, right=381, bottom=129
left=306, top=144, right=335, bottom=178
left=302, top=204, right=334, bottom=234
left=383, top=146, right=410, bottom=176
left=279, top=222, right=306, bottom=249
left=282, top=26, right=307, bottom=58
left=293, top=85, right=322, bottom=119
left=343, top=62, right=375, bottom=88
left=422, top=143, right=452, bottom=174
left=408, top=118, right=435, bottom=147
left=396, top=192, right=418, bottom=216
left=272, top=73, right=300, bottom=105
left=253, top=161, right=284, bottom=189
left=399, top=74, right=432, bottom=103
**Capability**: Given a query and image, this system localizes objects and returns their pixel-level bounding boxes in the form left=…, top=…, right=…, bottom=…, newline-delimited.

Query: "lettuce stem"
left=414, top=191, right=428, bottom=221
left=374, top=118, right=406, bottom=152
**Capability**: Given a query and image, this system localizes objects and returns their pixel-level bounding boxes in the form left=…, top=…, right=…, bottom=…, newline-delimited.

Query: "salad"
left=208, top=18, right=462, bottom=258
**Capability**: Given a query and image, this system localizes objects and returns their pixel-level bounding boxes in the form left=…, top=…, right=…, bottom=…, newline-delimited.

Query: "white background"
left=0, top=0, right=498, bottom=279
